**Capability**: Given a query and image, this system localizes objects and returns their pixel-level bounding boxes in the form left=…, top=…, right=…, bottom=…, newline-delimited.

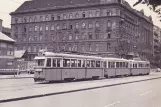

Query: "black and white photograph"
left=0, top=0, right=161, bottom=107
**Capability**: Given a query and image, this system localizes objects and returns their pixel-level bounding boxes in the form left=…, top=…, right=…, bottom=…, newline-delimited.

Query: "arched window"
left=88, top=22, right=93, bottom=28
left=75, top=13, right=79, bottom=18
left=95, top=21, right=100, bottom=28
left=107, top=20, right=112, bottom=28
left=76, top=22, right=79, bottom=29
left=45, top=15, right=49, bottom=21
left=82, top=22, right=86, bottom=28
left=89, top=12, right=93, bottom=17
left=69, top=13, right=73, bottom=19
left=45, top=25, right=49, bottom=31
left=51, top=25, right=55, bottom=30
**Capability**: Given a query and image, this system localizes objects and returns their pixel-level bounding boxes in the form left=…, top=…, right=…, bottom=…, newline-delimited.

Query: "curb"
left=0, top=76, right=161, bottom=103
left=0, top=76, right=34, bottom=80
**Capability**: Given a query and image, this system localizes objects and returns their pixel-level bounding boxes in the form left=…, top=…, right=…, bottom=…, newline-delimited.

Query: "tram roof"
left=103, top=57, right=129, bottom=62
left=43, top=52, right=104, bottom=60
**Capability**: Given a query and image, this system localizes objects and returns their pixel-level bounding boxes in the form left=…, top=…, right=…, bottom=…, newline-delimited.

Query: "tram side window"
left=82, top=60, right=86, bottom=67
left=91, top=60, right=96, bottom=67
left=96, top=61, right=101, bottom=68
left=104, top=62, right=107, bottom=68
left=139, top=63, right=142, bottom=68
left=46, top=58, right=51, bottom=67
left=57, top=59, right=61, bottom=67
left=145, top=64, right=150, bottom=68
left=108, top=62, right=115, bottom=68
left=53, top=59, right=56, bottom=67
left=116, top=62, right=119, bottom=68
left=87, top=60, right=90, bottom=67
left=63, top=59, right=70, bottom=67
left=71, top=59, right=77, bottom=67
left=38, top=59, right=45, bottom=66
left=133, top=64, right=137, bottom=68
left=126, top=62, right=128, bottom=68
left=78, top=60, right=81, bottom=67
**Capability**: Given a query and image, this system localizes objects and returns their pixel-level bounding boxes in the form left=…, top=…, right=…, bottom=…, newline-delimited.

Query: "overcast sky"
left=0, top=0, right=161, bottom=28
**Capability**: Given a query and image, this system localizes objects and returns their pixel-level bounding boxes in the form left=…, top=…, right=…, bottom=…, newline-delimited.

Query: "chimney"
left=0, top=19, right=2, bottom=32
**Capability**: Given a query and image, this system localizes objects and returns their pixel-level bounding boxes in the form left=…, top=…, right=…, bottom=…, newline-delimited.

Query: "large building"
left=10, top=0, right=153, bottom=61
left=0, top=19, right=15, bottom=69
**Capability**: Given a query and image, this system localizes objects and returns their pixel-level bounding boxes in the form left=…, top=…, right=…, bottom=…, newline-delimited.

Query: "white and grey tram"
left=34, top=51, right=150, bottom=82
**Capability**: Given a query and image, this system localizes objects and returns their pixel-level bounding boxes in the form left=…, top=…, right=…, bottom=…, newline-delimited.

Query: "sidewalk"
left=0, top=74, right=34, bottom=79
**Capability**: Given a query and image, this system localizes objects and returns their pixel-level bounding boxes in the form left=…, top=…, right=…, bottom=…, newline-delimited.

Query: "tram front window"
left=37, top=59, right=45, bottom=67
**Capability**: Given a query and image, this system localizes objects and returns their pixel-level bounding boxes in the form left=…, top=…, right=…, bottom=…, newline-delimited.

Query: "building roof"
left=0, top=32, right=15, bottom=42
left=14, top=50, right=27, bottom=58
left=15, top=0, right=100, bottom=12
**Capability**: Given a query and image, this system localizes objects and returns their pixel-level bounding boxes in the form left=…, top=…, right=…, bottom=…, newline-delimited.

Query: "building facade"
left=153, top=25, right=161, bottom=56
left=0, top=19, right=15, bottom=69
left=10, top=0, right=153, bottom=61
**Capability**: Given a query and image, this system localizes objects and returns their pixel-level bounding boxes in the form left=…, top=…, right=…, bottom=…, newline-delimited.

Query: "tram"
left=34, top=51, right=150, bottom=82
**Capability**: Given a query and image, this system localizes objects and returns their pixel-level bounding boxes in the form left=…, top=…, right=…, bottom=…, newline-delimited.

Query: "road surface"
left=0, top=72, right=161, bottom=107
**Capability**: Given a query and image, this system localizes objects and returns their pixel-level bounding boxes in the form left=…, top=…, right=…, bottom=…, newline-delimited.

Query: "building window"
left=24, top=17, right=27, bottom=23
left=107, top=20, right=112, bottom=28
left=33, top=46, right=37, bottom=52
left=34, top=16, right=37, bottom=22
left=76, top=22, right=79, bottom=29
left=82, top=32, right=86, bottom=39
left=45, top=15, right=49, bottom=21
left=95, top=21, right=100, bottom=28
left=82, top=22, right=86, bottom=29
left=56, top=24, right=60, bottom=30
left=82, top=44, right=85, bottom=51
left=74, top=44, right=78, bottom=51
left=34, top=25, right=38, bottom=31
left=89, top=43, right=92, bottom=51
left=69, top=13, right=73, bottom=19
left=63, top=23, right=67, bottom=29
left=39, top=26, right=43, bottom=31
left=107, top=32, right=111, bottom=38
left=82, top=12, right=86, bottom=18
left=69, top=45, right=72, bottom=51
left=63, top=14, right=67, bottom=19
left=88, top=32, right=92, bottom=39
left=88, top=22, right=93, bottom=29
left=75, top=34, right=79, bottom=40
left=45, top=25, right=49, bottom=31
left=89, top=12, right=93, bottom=17
left=75, top=13, right=79, bottom=18
left=51, top=25, right=55, bottom=30
left=51, top=15, right=55, bottom=20
left=40, top=16, right=43, bottom=21
left=69, top=24, right=73, bottom=29
left=107, top=10, right=112, bottom=16
left=69, top=34, right=73, bottom=40
left=96, top=34, right=99, bottom=39
left=96, top=44, right=99, bottom=51
left=107, top=43, right=111, bottom=50
left=28, top=46, right=31, bottom=52
left=29, top=17, right=32, bottom=22
left=116, top=9, right=120, bottom=15
left=57, top=14, right=61, bottom=20
left=95, top=11, right=100, bottom=17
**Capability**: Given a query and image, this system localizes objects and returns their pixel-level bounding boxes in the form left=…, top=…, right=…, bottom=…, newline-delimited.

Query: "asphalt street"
left=0, top=73, right=161, bottom=107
